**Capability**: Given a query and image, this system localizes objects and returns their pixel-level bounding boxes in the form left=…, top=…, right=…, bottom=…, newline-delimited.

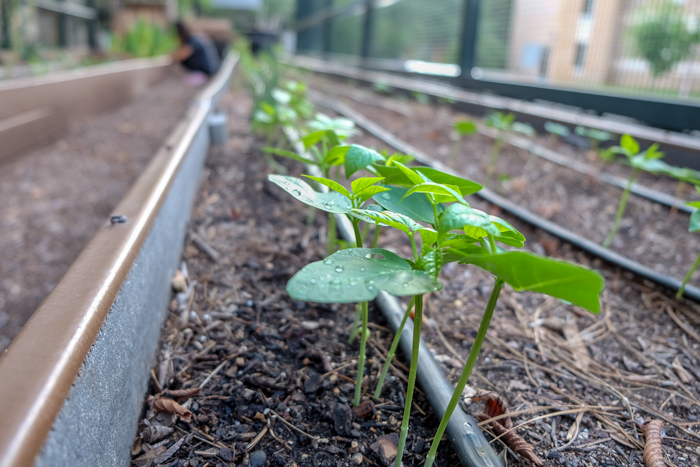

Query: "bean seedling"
left=484, top=111, right=534, bottom=182
left=601, top=135, right=677, bottom=247
left=677, top=186, right=700, bottom=298
left=450, top=119, right=478, bottom=166
left=544, top=121, right=570, bottom=143
left=575, top=126, right=613, bottom=160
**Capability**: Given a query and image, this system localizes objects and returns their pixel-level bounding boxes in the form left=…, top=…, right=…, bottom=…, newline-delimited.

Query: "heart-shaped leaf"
left=287, top=248, right=442, bottom=303
left=345, top=145, right=385, bottom=177
left=268, top=175, right=352, bottom=214
left=457, top=251, right=604, bottom=313
left=620, top=134, right=640, bottom=154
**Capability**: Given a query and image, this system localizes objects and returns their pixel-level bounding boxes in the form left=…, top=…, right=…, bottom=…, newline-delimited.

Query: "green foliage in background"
left=111, top=19, right=177, bottom=58
left=629, top=0, right=700, bottom=77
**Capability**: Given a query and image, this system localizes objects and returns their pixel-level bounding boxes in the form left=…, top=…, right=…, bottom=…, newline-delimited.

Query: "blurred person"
left=172, top=21, right=220, bottom=84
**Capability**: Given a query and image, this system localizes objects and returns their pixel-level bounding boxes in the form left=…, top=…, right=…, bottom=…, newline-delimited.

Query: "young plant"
left=484, top=111, right=535, bottom=181
left=450, top=119, right=478, bottom=166
left=601, top=135, right=673, bottom=247
left=544, top=121, right=571, bottom=144
left=575, top=126, right=613, bottom=160
left=678, top=187, right=700, bottom=298
left=268, top=144, right=389, bottom=408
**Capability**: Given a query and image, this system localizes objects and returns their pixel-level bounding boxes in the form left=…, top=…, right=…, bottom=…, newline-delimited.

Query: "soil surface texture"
left=0, top=75, right=198, bottom=350
left=140, top=81, right=700, bottom=467
left=134, top=85, right=459, bottom=467
left=305, top=73, right=700, bottom=287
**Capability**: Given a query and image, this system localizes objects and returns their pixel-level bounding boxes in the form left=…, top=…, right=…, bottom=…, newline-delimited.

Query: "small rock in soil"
left=250, top=449, right=266, bottom=467
left=219, top=447, right=235, bottom=461
left=334, top=404, right=353, bottom=436
left=304, top=370, right=323, bottom=393
left=371, top=433, right=399, bottom=466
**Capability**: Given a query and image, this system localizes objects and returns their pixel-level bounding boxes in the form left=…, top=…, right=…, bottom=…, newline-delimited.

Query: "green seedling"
left=450, top=119, right=478, bottom=166
left=601, top=135, right=675, bottom=247
left=678, top=187, right=700, bottom=298
left=575, top=126, right=613, bottom=158
left=544, top=121, right=571, bottom=143
left=484, top=112, right=534, bottom=182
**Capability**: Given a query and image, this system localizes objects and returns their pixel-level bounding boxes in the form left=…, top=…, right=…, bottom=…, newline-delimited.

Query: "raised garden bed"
left=134, top=75, right=700, bottom=467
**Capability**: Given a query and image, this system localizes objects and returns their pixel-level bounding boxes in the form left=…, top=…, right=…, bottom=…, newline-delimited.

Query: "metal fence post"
left=58, top=0, right=68, bottom=48
left=322, top=0, right=333, bottom=56
left=1, top=0, right=11, bottom=50
left=87, top=0, right=98, bottom=51
left=360, top=0, right=374, bottom=61
left=458, top=0, right=480, bottom=78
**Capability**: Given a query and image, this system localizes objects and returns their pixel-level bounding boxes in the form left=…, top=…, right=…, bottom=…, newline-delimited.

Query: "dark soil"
left=137, top=79, right=700, bottom=467
left=305, top=73, right=700, bottom=286
left=0, top=75, right=198, bottom=351
left=133, top=85, right=459, bottom=467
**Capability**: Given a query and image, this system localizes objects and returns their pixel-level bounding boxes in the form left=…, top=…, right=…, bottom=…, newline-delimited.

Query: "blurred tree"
left=630, top=0, right=700, bottom=77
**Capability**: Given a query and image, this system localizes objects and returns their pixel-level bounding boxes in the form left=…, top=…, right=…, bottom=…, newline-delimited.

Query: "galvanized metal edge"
left=0, top=53, right=238, bottom=467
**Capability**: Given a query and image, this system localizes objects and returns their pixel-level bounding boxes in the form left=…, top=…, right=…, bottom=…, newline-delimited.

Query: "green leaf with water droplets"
left=456, top=251, right=604, bottom=313
left=352, top=208, right=427, bottom=235
left=373, top=185, right=440, bottom=224
left=268, top=175, right=352, bottom=214
left=420, top=246, right=443, bottom=281
left=302, top=175, right=352, bottom=198
left=286, top=248, right=442, bottom=303
left=439, top=204, right=499, bottom=237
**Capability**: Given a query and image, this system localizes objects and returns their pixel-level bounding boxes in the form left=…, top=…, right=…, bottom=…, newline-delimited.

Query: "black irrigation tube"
left=306, top=93, right=700, bottom=304
left=283, top=126, right=504, bottom=467
left=478, top=127, right=694, bottom=214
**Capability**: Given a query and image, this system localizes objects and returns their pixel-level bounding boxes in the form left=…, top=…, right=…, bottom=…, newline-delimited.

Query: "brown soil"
left=140, top=81, right=700, bottom=467
left=0, top=76, right=198, bottom=351
left=306, top=74, right=700, bottom=288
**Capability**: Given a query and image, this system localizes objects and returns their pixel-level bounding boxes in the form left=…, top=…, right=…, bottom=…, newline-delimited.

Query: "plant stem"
left=348, top=303, right=361, bottom=344
left=486, top=134, right=503, bottom=184
left=326, top=213, right=337, bottom=256
left=669, top=180, right=686, bottom=221
left=306, top=206, right=316, bottom=226
left=352, top=218, right=369, bottom=407
left=394, top=294, right=423, bottom=467
left=354, top=300, right=368, bottom=406
left=373, top=297, right=414, bottom=398
left=371, top=225, right=382, bottom=248
left=678, top=250, right=700, bottom=299
left=424, top=279, right=504, bottom=467
left=603, top=167, right=640, bottom=248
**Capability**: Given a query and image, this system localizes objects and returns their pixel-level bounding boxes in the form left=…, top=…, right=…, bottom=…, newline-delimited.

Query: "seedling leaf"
left=268, top=175, right=352, bottom=213
left=457, top=251, right=604, bottom=313
left=302, top=175, right=352, bottom=198
left=621, top=134, right=640, bottom=155
left=373, top=185, right=440, bottom=224
left=690, top=210, right=700, bottom=232
left=403, top=182, right=467, bottom=205
left=351, top=177, right=386, bottom=195
left=287, top=248, right=442, bottom=303
left=438, top=204, right=500, bottom=237
left=345, top=145, right=385, bottom=177
left=454, top=120, right=477, bottom=136
left=352, top=208, right=427, bottom=235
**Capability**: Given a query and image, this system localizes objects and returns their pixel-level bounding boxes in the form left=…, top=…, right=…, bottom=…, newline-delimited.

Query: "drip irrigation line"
left=481, top=128, right=693, bottom=214
left=282, top=126, right=504, bottom=467
left=307, top=92, right=700, bottom=304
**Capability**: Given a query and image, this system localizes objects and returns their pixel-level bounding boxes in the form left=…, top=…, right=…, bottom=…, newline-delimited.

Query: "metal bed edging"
left=0, top=52, right=238, bottom=467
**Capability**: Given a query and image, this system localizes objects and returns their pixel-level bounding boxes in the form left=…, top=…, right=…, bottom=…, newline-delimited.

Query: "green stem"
left=424, top=279, right=504, bottom=467
left=306, top=205, right=316, bottom=226
left=394, top=294, right=423, bottom=467
left=449, top=138, right=461, bottom=166
left=410, top=233, right=418, bottom=261
left=354, top=301, right=369, bottom=406
left=678, top=251, right=700, bottom=299
left=486, top=134, right=504, bottom=180
left=487, top=234, right=497, bottom=254
left=351, top=218, right=370, bottom=407
left=326, top=213, right=337, bottom=256
left=361, top=223, right=371, bottom=246
left=603, top=167, right=640, bottom=248
left=373, top=297, right=415, bottom=398
left=348, top=304, right=361, bottom=344
left=371, top=225, right=382, bottom=249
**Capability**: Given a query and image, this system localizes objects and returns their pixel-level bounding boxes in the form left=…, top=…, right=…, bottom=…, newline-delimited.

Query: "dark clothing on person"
left=181, top=34, right=220, bottom=76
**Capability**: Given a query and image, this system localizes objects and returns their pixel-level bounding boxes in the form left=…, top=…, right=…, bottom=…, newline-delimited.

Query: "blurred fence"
left=296, top=0, right=700, bottom=104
